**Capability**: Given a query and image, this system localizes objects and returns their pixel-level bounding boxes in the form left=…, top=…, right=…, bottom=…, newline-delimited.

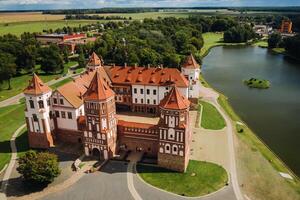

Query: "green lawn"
left=0, top=103, right=26, bottom=171
left=0, top=61, right=78, bottom=102
left=199, top=100, right=226, bottom=130
left=0, top=20, right=96, bottom=36
left=15, top=129, right=30, bottom=158
left=272, top=48, right=285, bottom=54
left=200, top=32, right=224, bottom=57
left=50, top=77, right=73, bottom=90
left=137, top=160, right=228, bottom=197
left=254, top=40, right=268, bottom=48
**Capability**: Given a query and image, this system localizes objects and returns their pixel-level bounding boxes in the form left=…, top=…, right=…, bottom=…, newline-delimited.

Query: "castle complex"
left=23, top=53, right=200, bottom=172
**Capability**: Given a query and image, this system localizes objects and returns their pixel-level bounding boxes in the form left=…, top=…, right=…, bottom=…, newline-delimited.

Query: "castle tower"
left=86, top=52, right=103, bottom=71
left=157, top=86, right=191, bottom=172
left=83, top=71, right=117, bottom=160
left=23, top=73, right=54, bottom=148
left=181, top=54, right=201, bottom=99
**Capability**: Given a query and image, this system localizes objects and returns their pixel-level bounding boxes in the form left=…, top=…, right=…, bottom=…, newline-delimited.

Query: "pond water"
left=202, top=46, right=300, bottom=176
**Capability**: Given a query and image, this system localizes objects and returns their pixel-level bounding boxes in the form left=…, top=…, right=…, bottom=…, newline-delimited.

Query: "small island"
left=244, top=78, right=270, bottom=89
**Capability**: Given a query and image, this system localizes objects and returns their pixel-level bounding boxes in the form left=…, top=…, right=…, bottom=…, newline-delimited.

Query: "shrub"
left=17, top=151, right=60, bottom=185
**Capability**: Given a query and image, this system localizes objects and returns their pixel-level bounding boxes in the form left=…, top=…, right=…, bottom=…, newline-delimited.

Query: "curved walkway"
left=199, top=83, right=244, bottom=200
left=0, top=123, right=26, bottom=200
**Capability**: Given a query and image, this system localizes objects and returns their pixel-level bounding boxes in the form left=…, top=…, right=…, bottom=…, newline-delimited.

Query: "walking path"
left=199, top=83, right=244, bottom=200
left=0, top=69, right=81, bottom=108
left=0, top=124, right=26, bottom=200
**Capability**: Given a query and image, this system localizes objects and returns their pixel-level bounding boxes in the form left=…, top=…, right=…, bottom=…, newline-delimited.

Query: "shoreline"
left=200, top=43, right=300, bottom=188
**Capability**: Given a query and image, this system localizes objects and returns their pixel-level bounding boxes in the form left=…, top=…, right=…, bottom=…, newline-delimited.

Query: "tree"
left=39, top=45, right=64, bottom=74
left=78, top=51, right=86, bottom=68
left=0, top=52, right=16, bottom=89
left=284, top=34, right=300, bottom=59
left=62, top=46, right=69, bottom=64
left=17, top=151, right=60, bottom=185
left=268, top=32, right=282, bottom=48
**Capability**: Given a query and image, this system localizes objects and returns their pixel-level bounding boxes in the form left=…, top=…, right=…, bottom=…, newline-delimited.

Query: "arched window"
left=165, top=144, right=170, bottom=153
left=38, top=100, right=44, bottom=109
left=29, top=100, right=34, bottom=109
left=173, top=145, right=178, bottom=155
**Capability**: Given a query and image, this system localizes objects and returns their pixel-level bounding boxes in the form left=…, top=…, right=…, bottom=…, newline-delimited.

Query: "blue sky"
left=0, top=0, right=299, bottom=11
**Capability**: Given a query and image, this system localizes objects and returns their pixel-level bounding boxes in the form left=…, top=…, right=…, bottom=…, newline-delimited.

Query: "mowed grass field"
left=0, top=11, right=191, bottom=36
left=0, top=20, right=97, bottom=36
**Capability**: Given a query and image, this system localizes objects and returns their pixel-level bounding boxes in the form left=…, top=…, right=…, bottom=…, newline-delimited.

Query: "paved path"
left=0, top=124, right=26, bottom=200
left=199, top=83, right=244, bottom=200
left=0, top=71, right=81, bottom=108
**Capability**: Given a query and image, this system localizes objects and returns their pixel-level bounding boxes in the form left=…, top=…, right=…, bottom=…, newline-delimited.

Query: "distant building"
left=36, top=33, right=87, bottom=45
left=280, top=20, right=293, bottom=34
left=253, top=25, right=273, bottom=36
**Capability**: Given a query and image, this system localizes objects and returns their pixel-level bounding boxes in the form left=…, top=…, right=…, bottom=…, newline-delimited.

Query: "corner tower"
left=24, top=73, right=54, bottom=148
left=86, top=52, right=103, bottom=71
left=83, top=71, right=117, bottom=160
left=157, top=86, right=191, bottom=172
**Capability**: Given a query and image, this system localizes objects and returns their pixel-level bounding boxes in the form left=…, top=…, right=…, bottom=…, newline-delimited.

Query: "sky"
left=0, top=0, right=300, bottom=11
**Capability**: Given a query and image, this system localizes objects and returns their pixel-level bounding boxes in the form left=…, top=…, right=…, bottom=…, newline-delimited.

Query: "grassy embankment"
left=201, top=32, right=300, bottom=199
left=137, top=160, right=228, bottom=197
left=0, top=103, right=26, bottom=171
left=0, top=61, right=78, bottom=102
left=198, top=100, right=225, bottom=130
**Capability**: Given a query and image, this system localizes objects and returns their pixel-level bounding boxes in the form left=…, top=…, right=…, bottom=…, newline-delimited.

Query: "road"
left=0, top=124, right=26, bottom=200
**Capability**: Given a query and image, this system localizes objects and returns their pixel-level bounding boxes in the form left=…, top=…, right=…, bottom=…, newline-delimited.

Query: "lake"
left=202, top=46, right=300, bottom=176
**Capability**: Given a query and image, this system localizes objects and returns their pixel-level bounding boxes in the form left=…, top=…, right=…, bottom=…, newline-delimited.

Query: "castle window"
left=55, top=110, right=60, bottom=118
left=29, top=100, right=34, bottom=109
left=61, top=111, right=66, bottom=118
left=173, top=146, right=178, bottom=154
left=47, top=99, right=50, bottom=106
left=147, top=89, right=150, bottom=95
left=153, top=100, right=156, bottom=105
left=134, top=88, right=137, bottom=94
left=153, top=89, right=157, bottom=95
left=140, top=89, right=143, bottom=94
left=32, top=114, right=38, bottom=122
left=135, top=98, right=137, bottom=103
left=141, top=99, right=144, bottom=104
left=147, top=99, right=150, bottom=104
left=68, top=112, right=72, bottom=119
left=53, top=98, right=57, bottom=104
left=38, top=100, right=44, bottom=109
left=60, top=99, right=64, bottom=105
left=165, top=144, right=170, bottom=153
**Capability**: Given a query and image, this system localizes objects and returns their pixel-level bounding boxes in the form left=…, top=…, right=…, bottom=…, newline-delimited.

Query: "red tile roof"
left=88, top=52, right=102, bottom=67
left=182, top=54, right=200, bottom=69
left=159, top=86, right=190, bottom=110
left=84, top=71, right=115, bottom=101
left=118, top=120, right=157, bottom=129
left=105, top=66, right=188, bottom=87
left=57, top=68, right=111, bottom=108
left=23, top=73, right=51, bottom=95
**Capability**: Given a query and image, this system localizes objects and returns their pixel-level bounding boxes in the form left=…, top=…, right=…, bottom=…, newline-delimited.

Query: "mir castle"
left=23, top=53, right=201, bottom=172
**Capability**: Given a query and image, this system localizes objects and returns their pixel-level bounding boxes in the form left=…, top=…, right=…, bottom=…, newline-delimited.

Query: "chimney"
left=124, top=63, right=127, bottom=68
left=135, top=63, right=138, bottom=68
left=146, top=64, right=150, bottom=69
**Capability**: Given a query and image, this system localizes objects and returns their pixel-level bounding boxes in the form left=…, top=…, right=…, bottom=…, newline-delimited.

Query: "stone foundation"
left=157, top=153, right=188, bottom=172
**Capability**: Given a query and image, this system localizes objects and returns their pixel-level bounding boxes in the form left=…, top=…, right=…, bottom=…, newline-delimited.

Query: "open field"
left=199, top=100, right=226, bottom=130
left=0, top=61, right=78, bottom=102
left=0, top=12, right=65, bottom=23
left=0, top=103, right=25, bottom=171
left=137, top=160, right=228, bottom=197
left=0, top=20, right=96, bottom=36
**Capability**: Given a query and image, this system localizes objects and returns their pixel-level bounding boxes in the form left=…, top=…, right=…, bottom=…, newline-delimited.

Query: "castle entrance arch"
left=92, top=148, right=100, bottom=160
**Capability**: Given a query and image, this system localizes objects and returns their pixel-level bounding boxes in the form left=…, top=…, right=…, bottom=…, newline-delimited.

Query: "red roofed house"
left=23, top=53, right=195, bottom=172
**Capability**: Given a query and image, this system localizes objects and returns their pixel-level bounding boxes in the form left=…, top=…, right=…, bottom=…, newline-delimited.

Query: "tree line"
left=65, top=14, right=131, bottom=21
